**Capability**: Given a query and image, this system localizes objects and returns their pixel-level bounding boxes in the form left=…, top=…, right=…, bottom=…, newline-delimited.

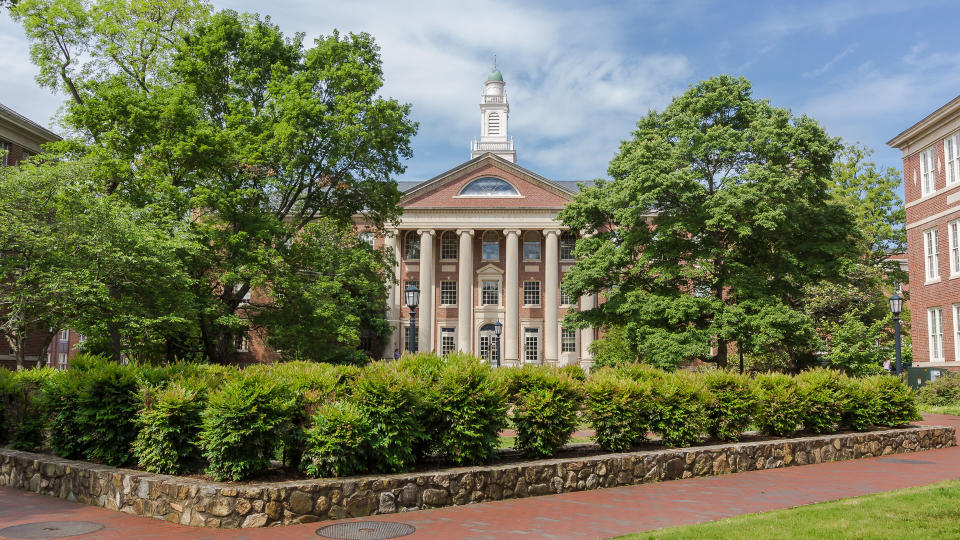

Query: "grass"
left=497, top=435, right=593, bottom=449
left=620, top=479, right=960, bottom=540
left=921, top=404, right=960, bottom=416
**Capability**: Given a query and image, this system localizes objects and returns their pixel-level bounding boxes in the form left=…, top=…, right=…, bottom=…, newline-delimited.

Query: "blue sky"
left=2, top=0, right=958, bottom=184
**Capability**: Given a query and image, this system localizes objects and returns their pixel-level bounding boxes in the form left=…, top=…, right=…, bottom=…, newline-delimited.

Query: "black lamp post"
left=494, top=320, right=503, bottom=368
left=889, top=292, right=904, bottom=375
left=405, top=284, right=420, bottom=354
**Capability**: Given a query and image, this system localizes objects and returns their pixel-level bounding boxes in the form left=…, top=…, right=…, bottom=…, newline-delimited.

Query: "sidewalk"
left=2, top=414, right=959, bottom=540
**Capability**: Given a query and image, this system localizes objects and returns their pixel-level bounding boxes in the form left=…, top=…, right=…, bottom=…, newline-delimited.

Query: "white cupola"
left=470, top=64, right=516, bottom=163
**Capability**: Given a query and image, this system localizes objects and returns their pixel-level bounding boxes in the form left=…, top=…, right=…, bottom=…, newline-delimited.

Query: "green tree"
left=560, top=75, right=858, bottom=370
left=13, top=4, right=416, bottom=363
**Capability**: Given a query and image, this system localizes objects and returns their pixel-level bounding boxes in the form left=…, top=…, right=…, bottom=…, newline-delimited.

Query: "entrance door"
left=479, top=323, right=500, bottom=367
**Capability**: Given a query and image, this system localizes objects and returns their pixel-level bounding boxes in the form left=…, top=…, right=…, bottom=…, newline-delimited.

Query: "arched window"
left=482, top=230, right=499, bottom=260
left=488, top=112, right=500, bottom=135
left=458, top=177, right=520, bottom=197
left=404, top=231, right=420, bottom=260
left=441, top=231, right=457, bottom=260
left=523, top=231, right=541, bottom=261
left=560, top=231, right=576, bottom=260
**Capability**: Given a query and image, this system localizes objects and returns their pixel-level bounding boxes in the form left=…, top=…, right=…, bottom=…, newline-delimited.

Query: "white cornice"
left=887, top=95, right=960, bottom=155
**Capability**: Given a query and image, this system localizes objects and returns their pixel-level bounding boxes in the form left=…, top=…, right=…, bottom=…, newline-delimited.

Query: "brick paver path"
left=2, top=414, right=959, bottom=540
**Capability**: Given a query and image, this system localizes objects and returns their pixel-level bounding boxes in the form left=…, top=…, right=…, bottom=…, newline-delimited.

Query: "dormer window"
left=458, top=177, right=520, bottom=197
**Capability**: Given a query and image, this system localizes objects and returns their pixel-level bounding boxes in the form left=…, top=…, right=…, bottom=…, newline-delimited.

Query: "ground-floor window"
left=403, top=326, right=419, bottom=352
left=57, top=352, right=68, bottom=369
left=441, top=327, right=456, bottom=355
left=561, top=327, right=577, bottom=353
left=479, top=323, right=500, bottom=365
left=929, top=307, right=944, bottom=361
left=524, top=327, right=540, bottom=364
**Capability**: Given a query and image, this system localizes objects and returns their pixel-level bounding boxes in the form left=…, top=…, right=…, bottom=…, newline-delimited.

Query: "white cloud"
left=803, top=44, right=857, bottom=78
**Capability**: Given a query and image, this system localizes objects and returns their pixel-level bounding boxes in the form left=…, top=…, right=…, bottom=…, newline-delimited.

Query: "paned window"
left=954, top=304, right=960, bottom=362
left=929, top=307, right=944, bottom=362
left=404, top=232, right=420, bottom=260
left=560, top=232, right=576, bottom=260
left=921, top=147, right=936, bottom=196
left=234, top=333, right=250, bottom=353
left=441, top=231, right=457, bottom=260
left=560, top=287, right=572, bottom=306
left=482, top=280, right=499, bottom=305
left=561, top=328, right=577, bottom=353
left=403, top=326, right=419, bottom=352
left=479, top=334, right=491, bottom=361
left=59, top=329, right=69, bottom=341
left=524, top=328, right=540, bottom=364
left=359, top=232, right=374, bottom=247
left=523, top=281, right=541, bottom=306
left=441, top=328, right=456, bottom=356
left=523, top=231, right=541, bottom=260
left=925, top=227, right=940, bottom=281
left=440, top=281, right=457, bottom=305
left=950, top=220, right=960, bottom=276
left=0, top=141, right=9, bottom=166
left=482, top=231, right=499, bottom=260
left=57, top=352, right=68, bottom=369
left=460, top=177, right=519, bottom=197
left=946, top=133, right=960, bottom=186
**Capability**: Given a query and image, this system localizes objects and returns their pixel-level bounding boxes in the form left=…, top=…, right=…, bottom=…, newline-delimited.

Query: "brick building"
left=0, top=103, right=65, bottom=370
left=888, top=95, right=960, bottom=368
left=368, top=69, right=596, bottom=367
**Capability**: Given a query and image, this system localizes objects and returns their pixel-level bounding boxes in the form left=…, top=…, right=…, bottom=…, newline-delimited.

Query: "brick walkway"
left=2, top=414, right=959, bottom=540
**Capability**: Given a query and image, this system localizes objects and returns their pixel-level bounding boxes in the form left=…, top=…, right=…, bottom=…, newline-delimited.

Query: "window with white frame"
left=951, top=220, right=960, bottom=276
left=441, top=231, right=457, bottom=260
left=523, top=231, right=541, bottom=261
left=560, top=287, right=572, bottom=306
left=560, top=232, right=576, bottom=260
left=404, top=232, right=420, bottom=260
left=57, top=352, right=68, bottom=369
left=479, top=334, right=491, bottom=361
left=921, top=147, right=936, bottom=196
left=946, top=132, right=960, bottom=186
left=524, top=328, right=540, bottom=364
left=234, top=332, right=250, bottom=352
left=929, top=307, right=944, bottom=361
left=359, top=232, right=375, bottom=247
left=561, top=327, right=576, bottom=353
left=440, top=281, right=457, bottom=305
left=0, top=141, right=9, bottom=166
left=954, top=304, right=960, bottom=362
left=482, top=280, right=499, bottom=305
left=523, top=281, right=541, bottom=306
left=440, top=328, right=456, bottom=355
left=59, top=329, right=69, bottom=341
left=482, top=231, right=499, bottom=260
left=403, top=326, right=418, bottom=352
left=925, top=227, right=940, bottom=281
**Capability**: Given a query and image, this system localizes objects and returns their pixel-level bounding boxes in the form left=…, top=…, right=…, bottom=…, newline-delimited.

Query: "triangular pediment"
left=476, top=263, right=504, bottom=275
left=400, top=153, right=575, bottom=209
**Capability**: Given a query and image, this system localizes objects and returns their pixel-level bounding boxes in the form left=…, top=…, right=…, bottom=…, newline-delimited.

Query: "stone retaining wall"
left=1, top=425, right=954, bottom=528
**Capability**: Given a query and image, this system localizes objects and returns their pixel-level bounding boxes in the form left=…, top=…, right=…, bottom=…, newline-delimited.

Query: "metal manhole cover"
left=878, top=458, right=936, bottom=464
left=0, top=521, right=104, bottom=539
left=316, top=521, right=416, bottom=540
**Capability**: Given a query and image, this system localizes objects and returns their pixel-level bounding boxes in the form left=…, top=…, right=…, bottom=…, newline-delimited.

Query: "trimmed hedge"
left=0, top=355, right=922, bottom=481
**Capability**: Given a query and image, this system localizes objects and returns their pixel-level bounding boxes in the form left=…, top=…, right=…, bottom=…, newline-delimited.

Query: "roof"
left=887, top=95, right=960, bottom=148
left=0, top=103, right=61, bottom=144
left=487, top=68, right=504, bottom=82
left=394, top=159, right=593, bottom=195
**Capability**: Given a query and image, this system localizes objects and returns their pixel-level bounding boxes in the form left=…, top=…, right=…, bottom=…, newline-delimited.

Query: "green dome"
left=487, top=68, right=504, bottom=82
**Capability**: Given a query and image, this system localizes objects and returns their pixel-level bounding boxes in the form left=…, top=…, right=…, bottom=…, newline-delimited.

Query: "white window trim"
left=924, top=227, right=941, bottom=283
left=439, top=281, right=457, bottom=306
left=950, top=220, right=960, bottom=278
left=946, top=133, right=960, bottom=187
left=522, top=280, right=541, bottom=307
left=929, top=307, right=944, bottom=362
left=954, top=304, right=960, bottom=362
left=440, top=232, right=458, bottom=261
left=523, top=326, right=542, bottom=365
left=440, top=327, right=456, bottom=356
left=481, top=279, right=501, bottom=306
left=921, top=147, right=936, bottom=197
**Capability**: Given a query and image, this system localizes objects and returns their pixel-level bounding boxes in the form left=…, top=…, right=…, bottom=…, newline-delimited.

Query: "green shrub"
left=0, top=369, right=13, bottom=443
left=428, top=354, right=508, bottom=465
left=301, top=401, right=372, bottom=478
left=583, top=368, right=655, bottom=451
left=616, top=363, right=665, bottom=383
left=199, top=373, right=294, bottom=481
left=504, top=365, right=582, bottom=458
left=352, top=362, right=425, bottom=472
left=650, top=371, right=710, bottom=447
left=558, top=364, right=587, bottom=382
left=2, top=368, right=55, bottom=451
left=45, top=370, right=86, bottom=458
left=701, top=370, right=757, bottom=442
left=132, top=382, right=205, bottom=474
left=394, top=352, right=447, bottom=459
left=840, top=376, right=881, bottom=431
left=872, top=375, right=922, bottom=427
left=796, top=368, right=846, bottom=434
left=917, top=373, right=960, bottom=407
left=754, top=373, right=806, bottom=436
left=71, top=359, right=143, bottom=466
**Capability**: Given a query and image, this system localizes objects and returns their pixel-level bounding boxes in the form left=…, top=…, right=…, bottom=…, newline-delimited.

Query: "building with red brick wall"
left=356, top=69, right=597, bottom=368
left=888, top=96, right=960, bottom=369
left=0, top=103, right=63, bottom=370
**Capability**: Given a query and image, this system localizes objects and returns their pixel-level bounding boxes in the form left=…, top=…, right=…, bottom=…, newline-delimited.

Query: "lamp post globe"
left=406, top=284, right=419, bottom=353
left=889, top=292, right=903, bottom=376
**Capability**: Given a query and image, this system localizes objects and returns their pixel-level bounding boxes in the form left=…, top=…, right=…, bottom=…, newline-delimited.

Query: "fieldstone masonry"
left=0, top=425, right=954, bottom=528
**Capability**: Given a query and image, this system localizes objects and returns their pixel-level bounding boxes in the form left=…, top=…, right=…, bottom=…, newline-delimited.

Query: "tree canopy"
left=560, top=75, right=858, bottom=369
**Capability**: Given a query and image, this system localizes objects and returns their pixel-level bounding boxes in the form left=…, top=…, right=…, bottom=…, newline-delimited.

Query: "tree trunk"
left=716, top=337, right=728, bottom=369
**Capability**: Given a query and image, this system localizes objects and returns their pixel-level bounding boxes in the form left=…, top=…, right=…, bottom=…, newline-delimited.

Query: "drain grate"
left=316, top=521, right=416, bottom=540
left=0, top=521, right=105, bottom=539
left=877, top=458, right=936, bottom=464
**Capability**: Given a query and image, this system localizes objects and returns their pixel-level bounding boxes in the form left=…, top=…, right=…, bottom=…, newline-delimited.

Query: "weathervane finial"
left=493, top=54, right=497, bottom=69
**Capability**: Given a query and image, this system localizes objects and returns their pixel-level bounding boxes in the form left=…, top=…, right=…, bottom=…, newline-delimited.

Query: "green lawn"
left=921, top=404, right=960, bottom=416
left=620, top=479, right=960, bottom=539
left=497, top=435, right=593, bottom=449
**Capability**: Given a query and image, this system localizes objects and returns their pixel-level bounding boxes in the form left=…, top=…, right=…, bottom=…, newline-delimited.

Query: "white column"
left=384, top=230, right=400, bottom=356
left=457, top=229, right=474, bottom=353
left=580, top=293, right=596, bottom=361
left=503, top=229, right=521, bottom=364
left=418, top=229, right=435, bottom=352
left=544, top=229, right=560, bottom=364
